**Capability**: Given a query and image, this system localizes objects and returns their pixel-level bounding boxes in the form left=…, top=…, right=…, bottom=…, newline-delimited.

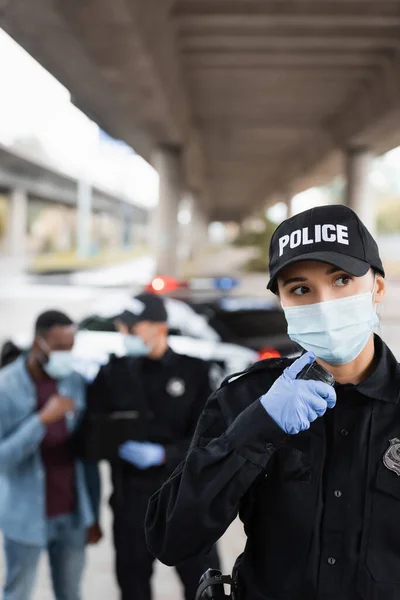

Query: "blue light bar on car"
left=214, top=277, right=240, bottom=291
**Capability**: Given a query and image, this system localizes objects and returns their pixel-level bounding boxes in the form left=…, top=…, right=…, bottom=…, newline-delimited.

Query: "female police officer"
left=145, top=204, right=400, bottom=600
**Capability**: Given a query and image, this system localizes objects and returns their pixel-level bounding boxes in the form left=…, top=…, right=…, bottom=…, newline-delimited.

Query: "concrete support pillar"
left=58, top=207, right=73, bottom=251
left=76, top=178, right=93, bottom=257
left=282, top=188, right=294, bottom=219
left=122, top=206, right=133, bottom=248
left=345, top=146, right=376, bottom=236
left=190, top=197, right=209, bottom=257
left=152, top=146, right=182, bottom=277
left=8, top=188, right=28, bottom=257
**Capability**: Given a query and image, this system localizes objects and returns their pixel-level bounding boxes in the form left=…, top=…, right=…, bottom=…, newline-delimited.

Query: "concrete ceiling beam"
left=197, top=116, right=326, bottom=128
left=176, top=16, right=400, bottom=29
left=182, top=51, right=390, bottom=69
left=174, top=0, right=400, bottom=20
left=327, top=53, right=400, bottom=148
left=55, top=0, right=188, bottom=144
left=178, top=33, right=400, bottom=52
left=0, top=0, right=155, bottom=158
left=115, top=0, right=210, bottom=201
left=0, top=0, right=210, bottom=201
left=192, top=95, right=353, bottom=111
left=193, top=106, right=345, bottom=122
left=185, top=68, right=375, bottom=83
left=250, top=49, right=400, bottom=210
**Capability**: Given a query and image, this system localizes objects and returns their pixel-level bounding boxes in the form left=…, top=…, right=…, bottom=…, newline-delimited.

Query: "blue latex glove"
left=260, top=352, right=336, bottom=435
left=118, top=441, right=165, bottom=470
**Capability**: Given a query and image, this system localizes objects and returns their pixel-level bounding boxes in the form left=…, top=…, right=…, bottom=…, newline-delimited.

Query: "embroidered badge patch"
left=383, top=438, right=400, bottom=476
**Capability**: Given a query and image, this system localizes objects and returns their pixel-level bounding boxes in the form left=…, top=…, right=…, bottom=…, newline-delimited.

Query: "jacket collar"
left=136, top=346, right=177, bottom=368
left=345, top=335, right=400, bottom=404
left=14, top=355, right=36, bottom=396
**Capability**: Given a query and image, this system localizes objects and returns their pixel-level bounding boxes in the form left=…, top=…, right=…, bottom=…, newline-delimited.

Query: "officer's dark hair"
left=35, top=310, right=74, bottom=336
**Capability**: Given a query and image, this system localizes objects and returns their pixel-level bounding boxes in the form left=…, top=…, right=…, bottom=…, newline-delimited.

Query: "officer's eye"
left=291, top=285, right=309, bottom=296
left=335, top=275, right=353, bottom=287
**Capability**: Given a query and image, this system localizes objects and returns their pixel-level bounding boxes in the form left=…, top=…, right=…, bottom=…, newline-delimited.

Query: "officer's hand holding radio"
left=260, top=352, right=336, bottom=435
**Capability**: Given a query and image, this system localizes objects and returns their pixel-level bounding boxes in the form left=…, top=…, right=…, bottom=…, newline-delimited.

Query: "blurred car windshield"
left=210, top=308, right=287, bottom=342
left=181, top=297, right=292, bottom=351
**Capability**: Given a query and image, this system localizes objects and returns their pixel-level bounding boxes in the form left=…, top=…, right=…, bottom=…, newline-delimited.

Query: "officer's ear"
left=373, top=273, right=386, bottom=306
left=115, top=320, right=129, bottom=335
left=158, top=322, right=168, bottom=336
left=31, top=335, right=46, bottom=360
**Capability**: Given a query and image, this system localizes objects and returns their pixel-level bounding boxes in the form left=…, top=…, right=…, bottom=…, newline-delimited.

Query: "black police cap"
left=118, top=293, right=167, bottom=326
left=267, top=204, right=385, bottom=294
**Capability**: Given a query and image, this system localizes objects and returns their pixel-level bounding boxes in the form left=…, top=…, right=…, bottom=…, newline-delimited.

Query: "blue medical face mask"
left=123, top=334, right=151, bottom=357
left=42, top=349, right=75, bottom=379
left=38, top=338, right=75, bottom=379
left=282, top=281, right=379, bottom=365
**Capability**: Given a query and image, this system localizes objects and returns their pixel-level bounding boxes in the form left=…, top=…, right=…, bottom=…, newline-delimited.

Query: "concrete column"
left=152, top=146, right=182, bottom=277
left=58, top=207, right=73, bottom=251
left=76, top=178, right=93, bottom=257
left=122, top=206, right=133, bottom=248
left=7, top=188, right=28, bottom=257
left=190, top=199, right=209, bottom=257
left=282, top=188, right=294, bottom=219
left=345, top=146, right=376, bottom=236
left=176, top=192, right=192, bottom=265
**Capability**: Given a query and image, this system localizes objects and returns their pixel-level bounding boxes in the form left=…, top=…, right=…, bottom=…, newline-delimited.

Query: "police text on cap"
left=278, top=224, right=349, bottom=257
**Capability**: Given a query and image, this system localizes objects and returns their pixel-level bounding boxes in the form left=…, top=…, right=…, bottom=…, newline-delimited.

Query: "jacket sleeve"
left=163, top=361, right=213, bottom=470
left=73, top=379, right=102, bottom=522
left=73, top=366, right=111, bottom=460
left=0, top=410, right=45, bottom=472
left=86, top=365, right=112, bottom=413
left=145, top=383, right=288, bottom=566
left=83, top=460, right=101, bottom=522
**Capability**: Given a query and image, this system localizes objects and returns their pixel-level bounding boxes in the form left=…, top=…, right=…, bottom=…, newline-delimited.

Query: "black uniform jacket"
left=146, top=336, right=400, bottom=600
left=79, top=348, right=212, bottom=494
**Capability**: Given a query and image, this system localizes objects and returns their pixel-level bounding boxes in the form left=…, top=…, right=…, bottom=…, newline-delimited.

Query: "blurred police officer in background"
left=146, top=205, right=400, bottom=600
left=0, top=310, right=101, bottom=600
left=80, top=293, right=220, bottom=600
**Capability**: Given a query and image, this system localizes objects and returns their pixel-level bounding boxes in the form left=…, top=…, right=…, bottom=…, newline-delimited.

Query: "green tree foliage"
left=376, top=197, right=400, bottom=234
left=233, top=214, right=277, bottom=272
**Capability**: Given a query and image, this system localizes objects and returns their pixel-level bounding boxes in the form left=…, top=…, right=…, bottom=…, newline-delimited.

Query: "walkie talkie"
left=296, top=360, right=335, bottom=386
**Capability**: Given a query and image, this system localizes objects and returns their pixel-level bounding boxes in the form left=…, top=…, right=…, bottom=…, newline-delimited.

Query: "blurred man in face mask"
left=146, top=206, right=400, bottom=600
left=0, top=310, right=101, bottom=600
left=80, top=293, right=220, bottom=600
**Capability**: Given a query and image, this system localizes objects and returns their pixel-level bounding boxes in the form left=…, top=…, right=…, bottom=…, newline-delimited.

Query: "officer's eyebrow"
left=281, top=276, right=308, bottom=287
left=325, top=266, right=342, bottom=275
left=282, top=267, right=344, bottom=287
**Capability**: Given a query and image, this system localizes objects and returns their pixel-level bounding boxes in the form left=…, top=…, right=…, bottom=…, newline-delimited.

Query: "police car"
left=6, top=295, right=259, bottom=387
left=144, top=276, right=298, bottom=359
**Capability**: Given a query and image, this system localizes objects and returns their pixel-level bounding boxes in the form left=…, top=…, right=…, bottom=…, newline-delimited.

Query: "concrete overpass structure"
left=2, top=0, right=400, bottom=274
left=0, top=144, right=148, bottom=257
